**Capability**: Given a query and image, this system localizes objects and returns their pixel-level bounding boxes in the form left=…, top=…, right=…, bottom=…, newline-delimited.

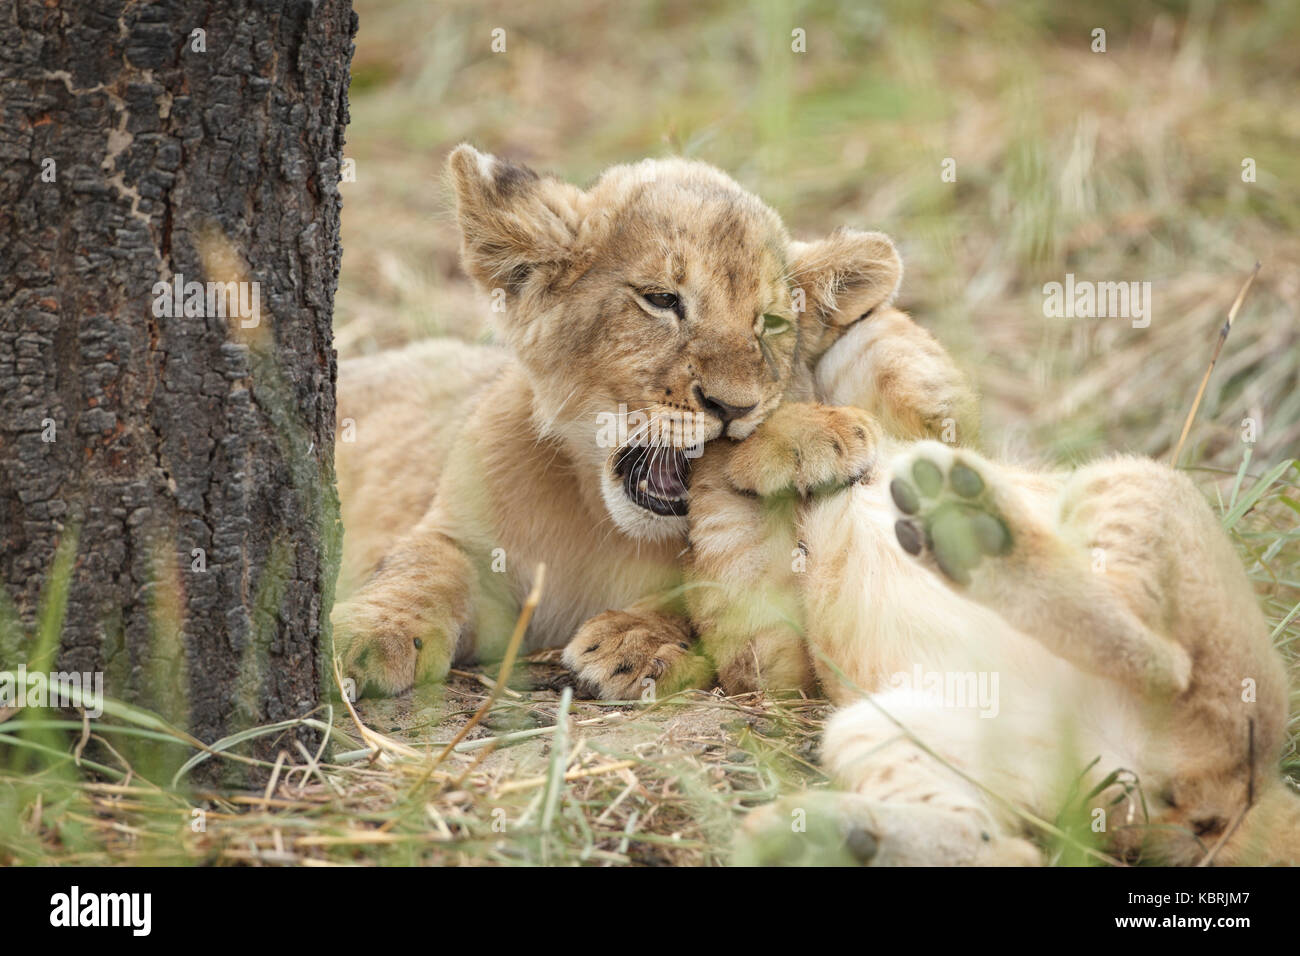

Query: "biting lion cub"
left=334, top=146, right=957, bottom=696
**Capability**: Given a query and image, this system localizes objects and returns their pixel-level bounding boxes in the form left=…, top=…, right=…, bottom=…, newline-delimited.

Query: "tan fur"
left=694, top=319, right=1300, bottom=866
left=333, top=146, right=906, bottom=695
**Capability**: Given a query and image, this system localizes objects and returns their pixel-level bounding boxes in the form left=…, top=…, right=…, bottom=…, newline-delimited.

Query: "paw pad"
left=912, top=459, right=943, bottom=496
left=949, top=463, right=984, bottom=498
left=890, top=477, right=920, bottom=515
left=894, top=517, right=923, bottom=555
left=890, top=454, right=1011, bottom=585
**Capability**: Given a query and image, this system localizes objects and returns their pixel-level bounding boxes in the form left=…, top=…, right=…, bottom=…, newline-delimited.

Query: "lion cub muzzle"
left=611, top=442, right=693, bottom=516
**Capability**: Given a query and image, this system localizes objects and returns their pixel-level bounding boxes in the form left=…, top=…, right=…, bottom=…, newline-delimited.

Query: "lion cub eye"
left=641, top=291, right=679, bottom=311
left=761, top=313, right=791, bottom=335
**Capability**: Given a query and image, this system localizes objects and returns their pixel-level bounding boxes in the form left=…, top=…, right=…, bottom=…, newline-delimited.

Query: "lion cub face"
left=448, top=145, right=901, bottom=541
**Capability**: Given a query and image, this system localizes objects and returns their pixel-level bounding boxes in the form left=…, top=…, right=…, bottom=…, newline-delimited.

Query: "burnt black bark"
left=0, top=0, right=354, bottom=780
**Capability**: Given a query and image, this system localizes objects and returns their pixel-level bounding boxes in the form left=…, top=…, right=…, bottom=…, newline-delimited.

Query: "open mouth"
left=613, top=444, right=692, bottom=516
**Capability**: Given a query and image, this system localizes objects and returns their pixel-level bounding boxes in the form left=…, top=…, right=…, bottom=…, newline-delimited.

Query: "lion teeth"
left=639, top=480, right=649, bottom=492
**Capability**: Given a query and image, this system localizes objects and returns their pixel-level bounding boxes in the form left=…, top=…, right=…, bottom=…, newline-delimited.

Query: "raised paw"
left=888, top=443, right=1012, bottom=586
left=726, top=402, right=881, bottom=497
left=561, top=610, right=702, bottom=701
left=332, top=600, right=451, bottom=698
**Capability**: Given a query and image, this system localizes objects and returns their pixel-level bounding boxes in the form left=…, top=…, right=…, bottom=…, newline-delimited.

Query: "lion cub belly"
left=799, top=469, right=1141, bottom=763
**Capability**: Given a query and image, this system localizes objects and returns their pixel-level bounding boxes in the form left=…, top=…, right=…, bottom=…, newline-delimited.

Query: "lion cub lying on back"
left=684, top=319, right=1300, bottom=865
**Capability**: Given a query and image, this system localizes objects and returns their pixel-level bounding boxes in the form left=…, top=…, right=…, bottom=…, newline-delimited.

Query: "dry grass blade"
left=540, top=686, right=572, bottom=833
left=1195, top=805, right=1249, bottom=867
left=330, top=655, right=422, bottom=763
left=414, top=563, right=546, bottom=785
left=1170, top=263, right=1262, bottom=468
left=495, top=759, right=638, bottom=795
left=260, top=750, right=289, bottom=810
left=449, top=669, right=523, bottom=699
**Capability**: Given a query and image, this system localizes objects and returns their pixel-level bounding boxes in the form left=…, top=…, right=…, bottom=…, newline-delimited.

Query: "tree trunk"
left=0, top=0, right=353, bottom=781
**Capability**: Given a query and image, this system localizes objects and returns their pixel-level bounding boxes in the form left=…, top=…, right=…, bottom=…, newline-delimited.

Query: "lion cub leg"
left=887, top=441, right=1192, bottom=697
left=684, top=482, right=811, bottom=697
left=685, top=402, right=881, bottom=696
left=737, top=692, right=1043, bottom=866
left=333, top=524, right=474, bottom=697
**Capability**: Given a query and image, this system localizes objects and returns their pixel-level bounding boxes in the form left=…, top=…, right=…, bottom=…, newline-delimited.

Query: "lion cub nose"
left=693, top=385, right=757, bottom=424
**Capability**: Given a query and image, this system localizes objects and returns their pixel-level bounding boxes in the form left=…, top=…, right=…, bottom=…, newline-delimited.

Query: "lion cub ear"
left=789, top=229, right=903, bottom=353
left=446, top=144, right=585, bottom=295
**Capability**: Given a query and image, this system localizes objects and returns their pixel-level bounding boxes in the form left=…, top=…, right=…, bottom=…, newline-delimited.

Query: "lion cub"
left=694, top=320, right=1300, bottom=865
left=334, top=146, right=921, bottom=695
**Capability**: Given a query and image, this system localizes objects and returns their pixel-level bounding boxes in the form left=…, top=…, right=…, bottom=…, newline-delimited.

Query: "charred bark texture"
left=0, top=0, right=354, bottom=779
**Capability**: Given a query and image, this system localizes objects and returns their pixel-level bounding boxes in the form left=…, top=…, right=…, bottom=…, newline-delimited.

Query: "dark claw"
left=845, top=827, right=879, bottom=864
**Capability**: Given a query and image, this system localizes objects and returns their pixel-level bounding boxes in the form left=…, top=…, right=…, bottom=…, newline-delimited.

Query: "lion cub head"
left=448, top=144, right=901, bottom=540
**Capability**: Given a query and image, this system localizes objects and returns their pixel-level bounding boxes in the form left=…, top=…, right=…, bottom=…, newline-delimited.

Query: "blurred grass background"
left=338, top=0, right=1299, bottom=472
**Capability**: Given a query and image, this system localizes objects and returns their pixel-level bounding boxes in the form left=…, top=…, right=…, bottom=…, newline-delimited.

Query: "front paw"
left=562, top=610, right=702, bottom=701
left=332, top=600, right=451, bottom=698
left=726, top=403, right=881, bottom=497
